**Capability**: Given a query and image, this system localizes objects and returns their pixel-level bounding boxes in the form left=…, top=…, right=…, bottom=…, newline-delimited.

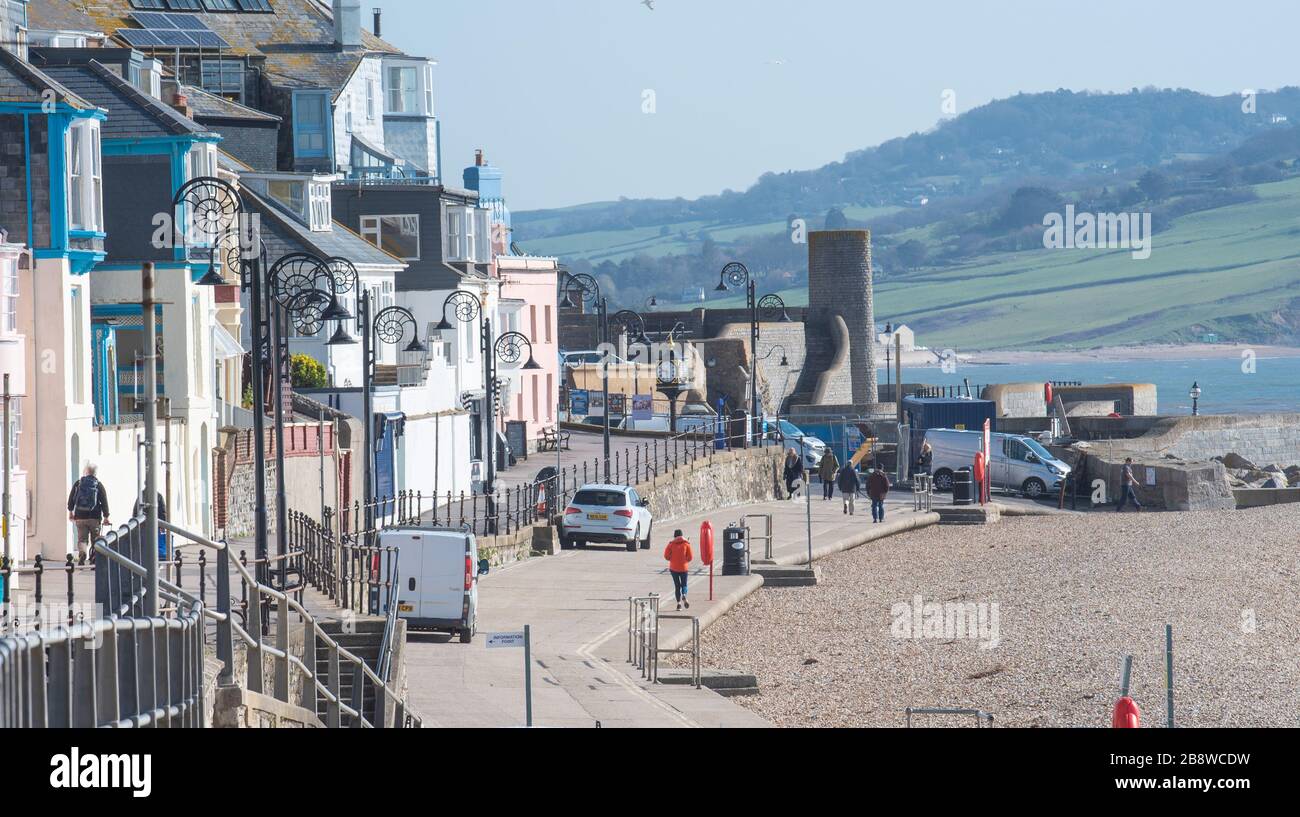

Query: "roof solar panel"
left=190, top=31, right=230, bottom=48
left=117, top=28, right=164, bottom=47
left=165, top=0, right=205, bottom=11
left=153, top=29, right=197, bottom=46
left=131, top=12, right=177, bottom=28
left=169, top=13, right=210, bottom=30
left=236, top=0, right=273, bottom=12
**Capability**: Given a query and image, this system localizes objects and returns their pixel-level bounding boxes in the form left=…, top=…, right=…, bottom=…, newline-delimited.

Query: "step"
left=657, top=668, right=759, bottom=696
left=319, top=618, right=387, bottom=635
left=751, top=564, right=819, bottom=587
left=935, top=505, right=1002, bottom=525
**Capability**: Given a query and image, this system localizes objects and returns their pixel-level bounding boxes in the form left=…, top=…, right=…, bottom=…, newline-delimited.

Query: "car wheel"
left=1022, top=478, right=1047, bottom=498
left=559, top=531, right=572, bottom=550
left=627, top=526, right=639, bottom=552
left=640, top=523, right=652, bottom=550
left=933, top=470, right=955, bottom=492
left=459, top=629, right=472, bottom=644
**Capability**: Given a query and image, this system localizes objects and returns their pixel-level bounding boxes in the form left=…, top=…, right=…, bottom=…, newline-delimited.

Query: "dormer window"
left=384, top=60, right=433, bottom=116
left=442, top=206, right=490, bottom=263
left=308, top=181, right=331, bottom=231
left=244, top=174, right=334, bottom=232
left=187, top=143, right=217, bottom=182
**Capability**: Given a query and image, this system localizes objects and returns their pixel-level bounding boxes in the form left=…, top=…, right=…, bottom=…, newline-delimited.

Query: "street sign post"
left=487, top=626, right=533, bottom=727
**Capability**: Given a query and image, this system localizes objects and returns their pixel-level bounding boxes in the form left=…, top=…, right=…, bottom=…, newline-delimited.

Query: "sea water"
left=881, top=356, right=1300, bottom=415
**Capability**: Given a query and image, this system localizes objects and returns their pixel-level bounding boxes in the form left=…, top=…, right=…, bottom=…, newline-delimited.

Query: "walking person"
left=817, top=450, right=840, bottom=500
left=867, top=463, right=891, bottom=524
left=916, top=440, right=933, bottom=476
left=663, top=529, right=693, bottom=610
left=1116, top=457, right=1143, bottom=512
left=836, top=461, right=860, bottom=515
left=782, top=448, right=805, bottom=500
left=67, top=463, right=110, bottom=565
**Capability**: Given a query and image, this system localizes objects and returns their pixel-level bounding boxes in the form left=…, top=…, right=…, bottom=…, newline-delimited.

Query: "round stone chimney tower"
left=807, top=230, right=877, bottom=405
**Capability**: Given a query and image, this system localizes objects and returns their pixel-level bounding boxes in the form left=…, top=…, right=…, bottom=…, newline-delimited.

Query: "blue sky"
left=379, top=0, right=1300, bottom=211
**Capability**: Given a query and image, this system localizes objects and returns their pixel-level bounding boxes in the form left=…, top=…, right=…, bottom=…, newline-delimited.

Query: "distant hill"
left=515, top=87, right=1300, bottom=348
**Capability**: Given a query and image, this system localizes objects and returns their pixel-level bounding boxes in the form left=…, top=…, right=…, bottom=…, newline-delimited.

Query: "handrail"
left=89, top=518, right=421, bottom=728
left=377, top=565, right=401, bottom=683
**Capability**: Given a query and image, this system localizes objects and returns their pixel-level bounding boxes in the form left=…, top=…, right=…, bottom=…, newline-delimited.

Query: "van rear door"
left=420, top=531, right=468, bottom=622
left=390, top=531, right=422, bottom=617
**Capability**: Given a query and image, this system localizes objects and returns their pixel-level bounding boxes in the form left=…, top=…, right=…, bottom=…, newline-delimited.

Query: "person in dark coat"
left=836, top=462, right=860, bottom=515
left=866, top=464, right=891, bottom=523
left=782, top=448, right=804, bottom=499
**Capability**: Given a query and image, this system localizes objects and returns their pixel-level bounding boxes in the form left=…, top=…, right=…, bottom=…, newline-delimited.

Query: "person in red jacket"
left=663, top=529, right=694, bottom=610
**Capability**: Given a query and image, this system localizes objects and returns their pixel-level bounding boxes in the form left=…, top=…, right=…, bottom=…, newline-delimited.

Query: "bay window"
left=387, top=66, right=418, bottom=114
left=67, top=120, right=103, bottom=232
left=1, top=260, right=16, bottom=334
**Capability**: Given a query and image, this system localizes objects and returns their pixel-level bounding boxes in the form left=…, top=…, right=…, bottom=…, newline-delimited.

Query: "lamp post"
left=565, top=273, right=611, bottom=479
left=174, top=177, right=273, bottom=588
left=714, top=262, right=790, bottom=445
left=1190, top=381, right=1201, bottom=416
left=883, top=322, right=892, bottom=402
left=266, top=252, right=355, bottom=582
left=437, top=291, right=541, bottom=499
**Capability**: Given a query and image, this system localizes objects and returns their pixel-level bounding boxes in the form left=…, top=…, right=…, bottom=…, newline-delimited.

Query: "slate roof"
left=40, top=61, right=216, bottom=139
left=179, top=84, right=281, bottom=123
left=243, top=188, right=406, bottom=270
left=25, top=0, right=105, bottom=34
left=0, top=45, right=96, bottom=108
left=73, top=0, right=413, bottom=99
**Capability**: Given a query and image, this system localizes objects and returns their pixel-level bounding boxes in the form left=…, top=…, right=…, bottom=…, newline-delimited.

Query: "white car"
left=560, top=484, right=654, bottom=552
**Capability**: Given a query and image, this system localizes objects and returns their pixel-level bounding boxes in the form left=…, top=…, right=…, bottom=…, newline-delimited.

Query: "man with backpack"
left=67, top=463, right=110, bottom=565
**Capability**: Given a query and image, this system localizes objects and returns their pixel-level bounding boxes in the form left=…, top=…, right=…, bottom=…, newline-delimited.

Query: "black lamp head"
left=404, top=335, right=428, bottom=354
left=327, top=323, right=358, bottom=346
left=321, top=293, right=352, bottom=322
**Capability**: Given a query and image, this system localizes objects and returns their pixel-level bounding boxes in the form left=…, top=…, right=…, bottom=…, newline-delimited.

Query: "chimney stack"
left=475, top=149, right=485, bottom=167
left=333, top=0, right=363, bottom=48
left=373, top=7, right=382, bottom=38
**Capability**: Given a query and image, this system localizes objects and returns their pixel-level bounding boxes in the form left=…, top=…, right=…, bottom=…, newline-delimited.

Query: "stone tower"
left=807, top=230, right=877, bottom=404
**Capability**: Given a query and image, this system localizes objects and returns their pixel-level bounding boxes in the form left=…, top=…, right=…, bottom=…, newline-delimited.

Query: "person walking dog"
left=866, top=464, right=891, bottom=524
left=817, top=450, right=839, bottom=500
left=836, top=461, right=860, bottom=515
left=68, top=463, right=110, bottom=565
left=663, top=529, right=693, bottom=610
left=1116, top=457, right=1143, bottom=512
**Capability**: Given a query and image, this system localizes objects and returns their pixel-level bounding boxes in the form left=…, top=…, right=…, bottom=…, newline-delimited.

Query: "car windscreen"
left=778, top=420, right=804, bottom=437
left=1023, top=438, right=1055, bottom=461
left=572, top=489, right=628, bottom=507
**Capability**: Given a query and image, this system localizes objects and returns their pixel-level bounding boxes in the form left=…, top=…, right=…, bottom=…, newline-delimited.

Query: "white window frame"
left=5, top=396, right=20, bottom=472
left=1, top=257, right=18, bottom=335
left=366, top=78, right=376, bottom=120
left=360, top=214, right=421, bottom=261
left=424, top=64, right=434, bottom=116
left=308, top=181, right=332, bottom=232
left=386, top=66, right=418, bottom=114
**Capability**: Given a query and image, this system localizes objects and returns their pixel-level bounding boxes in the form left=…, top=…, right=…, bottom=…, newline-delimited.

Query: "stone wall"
left=1059, top=448, right=1235, bottom=511
left=634, top=446, right=783, bottom=523
left=1055, top=384, right=1157, bottom=416
left=1099, top=414, right=1300, bottom=467
left=981, top=383, right=1046, bottom=418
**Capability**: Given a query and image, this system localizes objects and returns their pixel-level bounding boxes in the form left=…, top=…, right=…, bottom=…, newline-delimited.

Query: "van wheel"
left=627, top=527, right=639, bottom=552
left=1021, top=478, right=1047, bottom=498
left=933, top=470, right=955, bottom=492
left=459, top=629, right=472, bottom=644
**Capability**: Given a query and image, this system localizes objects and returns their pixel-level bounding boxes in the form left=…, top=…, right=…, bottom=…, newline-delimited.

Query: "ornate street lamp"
left=713, top=262, right=790, bottom=445
left=1190, top=381, right=1202, bottom=416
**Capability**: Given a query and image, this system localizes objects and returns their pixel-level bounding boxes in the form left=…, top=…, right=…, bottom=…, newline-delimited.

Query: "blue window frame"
left=293, top=91, right=331, bottom=160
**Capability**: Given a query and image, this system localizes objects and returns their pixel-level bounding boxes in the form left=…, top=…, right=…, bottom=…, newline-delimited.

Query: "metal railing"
left=913, top=474, right=934, bottom=512
left=0, top=515, right=424, bottom=728
left=904, top=707, right=996, bottom=728
left=742, top=513, right=774, bottom=560
left=0, top=604, right=205, bottom=728
left=626, top=594, right=701, bottom=689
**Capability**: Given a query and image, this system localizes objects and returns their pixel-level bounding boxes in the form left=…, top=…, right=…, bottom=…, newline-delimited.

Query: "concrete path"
left=398, top=483, right=933, bottom=728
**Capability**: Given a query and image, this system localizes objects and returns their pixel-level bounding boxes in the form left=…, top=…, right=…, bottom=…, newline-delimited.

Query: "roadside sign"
left=486, top=631, right=526, bottom=649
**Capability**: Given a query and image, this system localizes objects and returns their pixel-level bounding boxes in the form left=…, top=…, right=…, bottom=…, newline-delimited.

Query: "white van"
left=924, top=428, right=1071, bottom=498
left=382, top=527, right=489, bottom=644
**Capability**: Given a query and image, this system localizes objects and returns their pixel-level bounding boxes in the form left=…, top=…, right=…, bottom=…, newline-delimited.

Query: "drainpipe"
left=142, top=263, right=160, bottom=616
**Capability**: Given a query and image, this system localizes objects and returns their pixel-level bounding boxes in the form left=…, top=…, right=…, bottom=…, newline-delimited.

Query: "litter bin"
left=952, top=468, right=974, bottom=506
left=721, top=525, right=749, bottom=576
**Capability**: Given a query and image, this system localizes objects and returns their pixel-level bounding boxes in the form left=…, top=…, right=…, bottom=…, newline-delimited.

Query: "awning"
left=212, top=323, right=245, bottom=360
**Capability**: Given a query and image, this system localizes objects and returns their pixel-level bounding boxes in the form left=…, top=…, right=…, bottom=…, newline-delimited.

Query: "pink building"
left=496, top=255, right=560, bottom=453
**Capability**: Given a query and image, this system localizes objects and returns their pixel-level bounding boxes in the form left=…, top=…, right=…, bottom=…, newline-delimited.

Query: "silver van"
left=924, top=429, right=1070, bottom=498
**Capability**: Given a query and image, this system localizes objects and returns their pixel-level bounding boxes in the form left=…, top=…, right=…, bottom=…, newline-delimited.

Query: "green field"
left=517, top=206, right=903, bottom=264
left=677, top=178, right=1300, bottom=350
